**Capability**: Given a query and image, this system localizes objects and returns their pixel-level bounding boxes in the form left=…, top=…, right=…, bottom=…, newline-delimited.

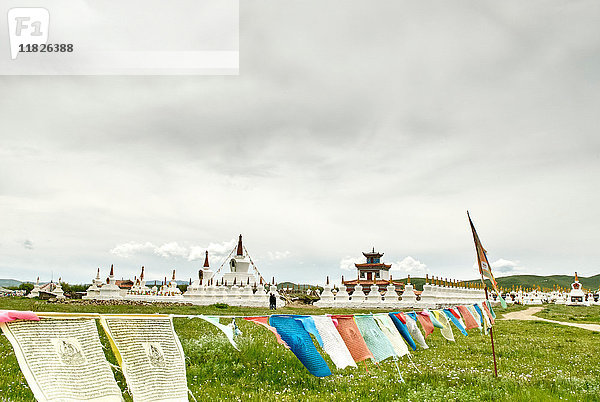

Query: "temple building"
left=222, top=234, right=258, bottom=286
left=342, top=248, right=403, bottom=293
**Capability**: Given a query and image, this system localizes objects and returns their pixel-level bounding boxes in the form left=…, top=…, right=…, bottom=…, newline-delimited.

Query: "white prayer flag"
left=312, top=316, right=356, bottom=370
left=1, top=318, right=123, bottom=401
left=100, top=316, right=188, bottom=402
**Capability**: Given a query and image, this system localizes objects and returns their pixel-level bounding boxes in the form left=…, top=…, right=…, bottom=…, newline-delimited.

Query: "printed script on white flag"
left=100, top=316, right=188, bottom=402
left=0, top=318, right=123, bottom=401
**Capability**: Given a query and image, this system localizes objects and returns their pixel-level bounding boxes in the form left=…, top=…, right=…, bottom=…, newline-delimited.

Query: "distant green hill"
left=0, top=279, right=22, bottom=287
left=490, top=274, right=600, bottom=291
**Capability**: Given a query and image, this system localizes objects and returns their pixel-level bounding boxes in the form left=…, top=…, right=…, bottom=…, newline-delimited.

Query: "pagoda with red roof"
left=342, top=247, right=403, bottom=293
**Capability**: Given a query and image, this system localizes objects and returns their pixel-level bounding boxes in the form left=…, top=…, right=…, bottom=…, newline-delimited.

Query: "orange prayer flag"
left=456, top=305, right=479, bottom=330
left=332, top=315, right=374, bottom=363
left=416, top=312, right=435, bottom=338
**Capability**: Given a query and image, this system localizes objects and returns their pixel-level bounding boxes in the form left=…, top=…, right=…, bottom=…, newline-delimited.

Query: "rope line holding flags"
left=1, top=300, right=497, bottom=400
left=211, top=247, right=236, bottom=278
left=244, top=245, right=267, bottom=285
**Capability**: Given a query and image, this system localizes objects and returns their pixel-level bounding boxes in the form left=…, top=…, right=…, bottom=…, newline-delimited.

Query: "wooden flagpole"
left=484, top=286, right=498, bottom=377
left=468, top=211, right=499, bottom=378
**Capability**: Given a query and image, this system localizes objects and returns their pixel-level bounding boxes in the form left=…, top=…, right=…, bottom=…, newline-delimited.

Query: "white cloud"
left=110, top=239, right=237, bottom=263
left=110, top=241, right=156, bottom=258
left=154, top=242, right=188, bottom=258
left=188, top=239, right=237, bottom=262
left=339, top=256, right=362, bottom=271
left=391, top=256, right=427, bottom=274
left=267, top=250, right=291, bottom=260
left=3, top=1, right=600, bottom=284
left=491, top=258, right=525, bottom=274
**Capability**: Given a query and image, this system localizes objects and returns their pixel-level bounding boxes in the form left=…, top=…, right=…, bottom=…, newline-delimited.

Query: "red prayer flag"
left=394, top=312, right=407, bottom=324
left=456, top=305, right=479, bottom=330
left=416, top=312, right=435, bottom=338
left=331, top=315, right=374, bottom=363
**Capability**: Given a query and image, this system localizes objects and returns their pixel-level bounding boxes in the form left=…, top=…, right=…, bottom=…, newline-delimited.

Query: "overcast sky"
left=1, top=0, right=599, bottom=285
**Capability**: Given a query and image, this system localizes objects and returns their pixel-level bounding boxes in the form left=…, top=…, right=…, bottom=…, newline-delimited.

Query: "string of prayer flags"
left=388, top=312, right=417, bottom=351
left=269, top=315, right=332, bottom=377
left=478, top=302, right=493, bottom=328
left=354, top=315, right=396, bottom=363
left=456, top=305, right=479, bottom=330
left=100, top=316, right=189, bottom=402
left=332, top=315, right=374, bottom=363
left=199, top=315, right=240, bottom=351
left=476, top=303, right=490, bottom=326
left=465, top=305, right=483, bottom=330
left=311, top=315, right=357, bottom=369
left=443, top=309, right=468, bottom=336
left=432, top=310, right=455, bottom=342
left=426, top=309, right=445, bottom=330
left=373, top=313, right=410, bottom=358
left=1, top=318, right=123, bottom=402
left=295, top=315, right=324, bottom=347
left=243, top=316, right=288, bottom=348
left=473, top=304, right=490, bottom=335
left=2, top=302, right=498, bottom=387
left=485, top=301, right=497, bottom=321
left=406, top=312, right=418, bottom=321
left=450, top=307, right=467, bottom=328
left=404, top=314, right=429, bottom=349
left=416, top=311, right=435, bottom=338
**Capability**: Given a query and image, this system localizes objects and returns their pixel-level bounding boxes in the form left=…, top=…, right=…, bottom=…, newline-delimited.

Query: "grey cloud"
left=1, top=0, right=600, bottom=283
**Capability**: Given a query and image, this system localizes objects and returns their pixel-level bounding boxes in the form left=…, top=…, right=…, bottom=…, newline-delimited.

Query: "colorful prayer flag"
left=468, top=212, right=507, bottom=308
left=354, top=315, right=396, bottom=363
left=388, top=312, right=417, bottom=351
left=269, top=315, right=332, bottom=377
left=312, top=316, right=356, bottom=369
left=332, top=315, right=374, bottom=363
left=456, top=305, right=479, bottom=330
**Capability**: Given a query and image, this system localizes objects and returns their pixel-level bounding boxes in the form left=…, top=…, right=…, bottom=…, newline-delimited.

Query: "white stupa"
left=199, top=250, right=214, bottom=284
left=98, top=265, right=123, bottom=299
left=567, top=272, right=589, bottom=306
left=134, top=266, right=151, bottom=295
left=222, top=235, right=258, bottom=286
left=54, top=278, right=66, bottom=299
left=166, top=270, right=182, bottom=296
left=84, top=269, right=102, bottom=299
left=28, top=277, right=41, bottom=298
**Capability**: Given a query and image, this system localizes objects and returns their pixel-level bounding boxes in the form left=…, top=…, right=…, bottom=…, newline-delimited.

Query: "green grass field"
left=535, top=304, right=600, bottom=324
left=1, top=298, right=599, bottom=401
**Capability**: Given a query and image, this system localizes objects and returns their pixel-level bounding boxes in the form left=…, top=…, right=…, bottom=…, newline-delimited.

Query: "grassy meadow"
left=535, top=304, right=600, bottom=324
left=1, top=298, right=600, bottom=401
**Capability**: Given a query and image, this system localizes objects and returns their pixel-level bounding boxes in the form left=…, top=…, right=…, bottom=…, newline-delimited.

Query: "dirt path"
left=502, top=306, right=600, bottom=332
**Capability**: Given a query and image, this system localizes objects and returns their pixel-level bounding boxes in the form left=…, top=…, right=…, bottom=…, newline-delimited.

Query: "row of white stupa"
left=83, top=268, right=486, bottom=309
left=314, top=277, right=488, bottom=309
left=503, top=273, right=598, bottom=306
left=27, top=277, right=66, bottom=299
left=83, top=236, right=282, bottom=307
left=82, top=265, right=280, bottom=307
